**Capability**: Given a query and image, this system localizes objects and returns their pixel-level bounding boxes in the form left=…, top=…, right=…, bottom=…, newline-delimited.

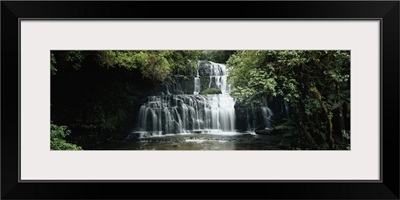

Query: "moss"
left=201, top=88, right=222, bottom=95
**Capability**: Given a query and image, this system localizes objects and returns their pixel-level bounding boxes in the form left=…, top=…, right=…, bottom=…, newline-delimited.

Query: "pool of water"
left=97, top=132, right=282, bottom=150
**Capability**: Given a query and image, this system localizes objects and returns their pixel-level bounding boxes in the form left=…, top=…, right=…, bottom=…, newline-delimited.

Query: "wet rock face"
left=234, top=105, right=249, bottom=132
left=163, top=76, right=194, bottom=95
left=159, top=61, right=223, bottom=95
left=197, top=60, right=213, bottom=77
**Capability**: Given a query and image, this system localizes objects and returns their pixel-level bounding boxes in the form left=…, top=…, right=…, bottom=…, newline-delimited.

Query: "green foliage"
left=51, top=53, right=57, bottom=75
left=200, top=88, right=222, bottom=95
left=163, top=50, right=201, bottom=71
left=226, top=51, right=280, bottom=104
left=96, top=50, right=201, bottom=82
left=200, top=50, right=236, bottom=63
left=227, top=50, right=350, bottom=109
left=52, top=50, right=201, bottom=82
left=50, top=51, right=86, bottom=75
left=65, top=51, right=86, bottom=70
left=227, top=50, right=350, bottom=149
left=140, top=54, right=171, bottom=82
left=51, top=123, right=82, bottom=150
left=342, top=130, right=350, bottom=140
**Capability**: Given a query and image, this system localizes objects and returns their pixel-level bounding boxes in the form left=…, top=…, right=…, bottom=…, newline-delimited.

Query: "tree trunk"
left=306, top=115, right=325, bottom=144
left=336, top=83, right=346, bottom=140
left=310, top=87, right=335, bottom=149
left=294, top=108, right=317, bottom=148
left=300, top=122, right=317, bottom=148
left=321, top=104, right=334, bottom=149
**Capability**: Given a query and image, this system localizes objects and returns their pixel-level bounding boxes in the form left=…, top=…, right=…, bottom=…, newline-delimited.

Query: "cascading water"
left=241, top=97, right=274, bottom=131
left=261, top=103, right=273, bottom=130
left=261, top=97, right=273, bottom=130
left=193, top=67, right=201, bottom=95
left=136, top=61, right=236, bottom=137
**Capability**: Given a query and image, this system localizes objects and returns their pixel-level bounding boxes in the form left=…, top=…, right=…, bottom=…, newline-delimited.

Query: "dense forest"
left=51, top=50, right=350, bottom=150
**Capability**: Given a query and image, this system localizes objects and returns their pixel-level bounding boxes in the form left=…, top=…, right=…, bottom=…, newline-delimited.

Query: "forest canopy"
left=51, top=50, right=201, bottom=81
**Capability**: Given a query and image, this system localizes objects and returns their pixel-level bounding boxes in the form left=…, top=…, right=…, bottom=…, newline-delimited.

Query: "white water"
left=137, top=61, right=236, bottom=136
left=261, top=97, right=273, bottom=129
left=261, top=107, right=273, bottom=129
left=194, top=62, right=201, bottom=95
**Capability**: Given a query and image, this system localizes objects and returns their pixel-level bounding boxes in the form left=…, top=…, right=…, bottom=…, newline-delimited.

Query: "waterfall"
left=284, top=101, right=290, bottom=118
left=261, top=97, right=273, bottom=129
left=136, top=61, right=236, bottom=136
left=194, top=64, right=201, bottom=95
left=208, top=62, right=229, bottom=94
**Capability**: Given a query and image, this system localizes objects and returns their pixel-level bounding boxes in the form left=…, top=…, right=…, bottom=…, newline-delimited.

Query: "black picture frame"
left=1, top=1, right=399, bottom=199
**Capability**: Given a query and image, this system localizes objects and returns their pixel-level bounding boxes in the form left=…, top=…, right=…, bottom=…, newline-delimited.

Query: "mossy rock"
left=200, top=88, right=222, bottom=95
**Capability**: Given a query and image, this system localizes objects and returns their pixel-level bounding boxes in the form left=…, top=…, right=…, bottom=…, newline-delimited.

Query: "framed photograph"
left=2, top=1, right=399, bottom=199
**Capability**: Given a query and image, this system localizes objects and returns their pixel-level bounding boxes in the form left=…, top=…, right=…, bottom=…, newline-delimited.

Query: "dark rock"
left=197, top=61, right=212, bottom=76
left=126, top=132, right=142, bottom=140
left=255, top=124, right=267, bottom=131
left=255, top=128, right=274, bottom=135
left=193, top=130, right=203, bottom=134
